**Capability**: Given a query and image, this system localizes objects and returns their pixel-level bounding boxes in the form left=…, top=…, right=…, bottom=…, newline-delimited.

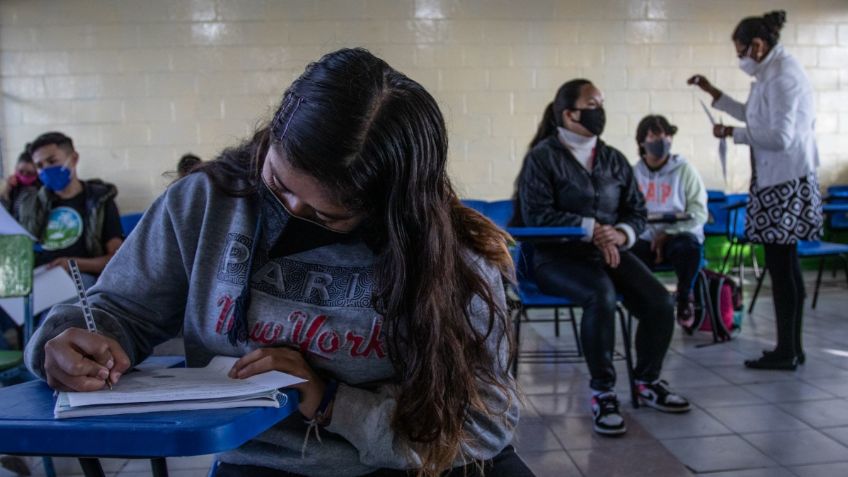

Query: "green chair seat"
left=0, top=350, right=23, bottom=372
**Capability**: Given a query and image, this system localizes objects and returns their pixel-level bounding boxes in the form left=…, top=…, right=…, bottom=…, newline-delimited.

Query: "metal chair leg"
left=569, top=308, right=582, bottom=357
left=511, top=307, right=522, bottom=377
left=554, top=308, right=560, bottom=338
left=617, top=306, right=638, bottom=409
left=749, top=264, right=768, bottom=315
left=812, top=258, right=825, bottom=309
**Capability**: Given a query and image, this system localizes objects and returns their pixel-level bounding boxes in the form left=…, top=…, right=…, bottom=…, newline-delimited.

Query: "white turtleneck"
left=555, top=126, right=637, bottom=249
left=557, top=127, right=597, bottom=172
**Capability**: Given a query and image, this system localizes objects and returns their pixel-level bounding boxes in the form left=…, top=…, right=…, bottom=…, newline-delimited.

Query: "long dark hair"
left=733, top=10, right=786, bottom=47
left=199, top=48, right=514, bottom=475
left=635, top=114, right=678, bottom=158
left=527, top=78, right=592, bottom=151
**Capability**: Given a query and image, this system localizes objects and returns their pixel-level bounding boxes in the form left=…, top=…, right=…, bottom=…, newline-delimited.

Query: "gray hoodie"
left=24, top=173, right=519, bottom=476
left=633, top=154, right=708, bottom=243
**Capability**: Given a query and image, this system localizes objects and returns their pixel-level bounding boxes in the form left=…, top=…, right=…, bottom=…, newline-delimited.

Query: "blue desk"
left=647, top=212, right=692, bottom=224
left=506, top=226, right=586, bottom=241
left=0, top=380, right=298, bottom=477
left=823, top=203, right=848, bottom=214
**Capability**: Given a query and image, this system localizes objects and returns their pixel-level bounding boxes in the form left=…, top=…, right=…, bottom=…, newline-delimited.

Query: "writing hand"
left=43, top=328, right=131, bottom=392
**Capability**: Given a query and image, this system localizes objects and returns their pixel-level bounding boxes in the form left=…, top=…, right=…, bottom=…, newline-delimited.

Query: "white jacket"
left=713, top=44, right=819, bottom=188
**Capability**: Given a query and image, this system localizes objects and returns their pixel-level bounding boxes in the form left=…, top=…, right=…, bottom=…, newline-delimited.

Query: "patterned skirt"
left=746, top=172, right=823, bottom=244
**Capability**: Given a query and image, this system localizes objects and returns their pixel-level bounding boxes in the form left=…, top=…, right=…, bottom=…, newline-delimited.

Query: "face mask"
left=259, top=180, right=354, bottom=258
left=575, top=107, right=606, bottom=136
left=15, top=172, right=37, bottom=187
left=644, top=137, right=672, bottom=160
left=38, top=163, right=71, bottom=192
left=738, top=45, right=758, bottom=76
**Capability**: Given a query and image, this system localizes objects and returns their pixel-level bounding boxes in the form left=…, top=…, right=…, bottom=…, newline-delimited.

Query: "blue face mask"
left=38, top=163, right=72, bottom=192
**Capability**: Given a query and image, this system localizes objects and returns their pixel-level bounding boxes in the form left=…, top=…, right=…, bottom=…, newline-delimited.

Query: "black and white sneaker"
left=591, top=392, right=626, bottom=435
left=637, top=380, right=691, bottom=413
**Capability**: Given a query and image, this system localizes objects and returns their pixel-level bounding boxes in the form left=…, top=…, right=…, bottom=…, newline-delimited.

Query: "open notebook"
left=54, top=356, right=305, bottom=419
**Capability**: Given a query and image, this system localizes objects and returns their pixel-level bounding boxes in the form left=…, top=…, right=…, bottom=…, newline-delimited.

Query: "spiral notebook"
left=54, top=356, right=305, bottom=419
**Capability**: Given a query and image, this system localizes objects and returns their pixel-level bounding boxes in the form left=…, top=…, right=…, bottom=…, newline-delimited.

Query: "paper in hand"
left=700, top=100, right=727, bottom=183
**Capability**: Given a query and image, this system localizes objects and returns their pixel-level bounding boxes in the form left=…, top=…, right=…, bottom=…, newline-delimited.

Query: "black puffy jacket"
left=512, top=135, right=646, bottom=251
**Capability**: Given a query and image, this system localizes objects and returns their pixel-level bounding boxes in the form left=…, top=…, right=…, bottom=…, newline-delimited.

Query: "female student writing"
left=512, top=79, right=689, bottom=437
left=688, top=10, right=822, bottom=370
left=25, top=48, right=530, bottom=477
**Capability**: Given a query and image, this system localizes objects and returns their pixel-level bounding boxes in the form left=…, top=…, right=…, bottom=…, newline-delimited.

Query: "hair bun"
left=763, top=10, right=786, bottom=33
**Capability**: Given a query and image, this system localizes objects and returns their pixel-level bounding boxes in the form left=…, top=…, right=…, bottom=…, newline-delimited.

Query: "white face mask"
left=738, top=45, right=758, bottom=76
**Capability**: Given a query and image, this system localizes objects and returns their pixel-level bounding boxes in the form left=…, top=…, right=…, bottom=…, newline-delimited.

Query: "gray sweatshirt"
left=24, top=173, right=519, bottom=476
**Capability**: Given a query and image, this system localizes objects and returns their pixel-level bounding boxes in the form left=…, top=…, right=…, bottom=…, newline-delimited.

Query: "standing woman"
left=688, top=10, right=822, bottom=370
left=25, top=48, right=530, bottom=477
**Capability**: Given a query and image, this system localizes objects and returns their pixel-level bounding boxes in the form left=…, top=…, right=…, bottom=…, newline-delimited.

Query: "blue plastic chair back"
left=726, top=193, right=748, bottom=241
left=460, top=200, right=489, bottom=215
left=486, top=200, right=514, bottom=229
left=707, top=189, right=726, bottom=202
left=828, top=185, right=848, bottom=231
left=120, top=212, right=144, bottom=237
left=798, top=240, right=848, bottom=257
left=704, top=198, right=729, bottom=236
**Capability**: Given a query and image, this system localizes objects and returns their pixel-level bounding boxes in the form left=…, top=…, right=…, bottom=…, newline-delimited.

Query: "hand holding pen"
left=39, top=261, right=131, bottom=392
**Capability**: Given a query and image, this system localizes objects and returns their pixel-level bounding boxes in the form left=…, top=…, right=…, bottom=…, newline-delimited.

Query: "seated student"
left=24, top=48, right=531, bottom=477
left=17, top=132, right=123, bottom=288
left=1, top=146, right=40, bottom=217
left=630, top=115, right=707, bottom=331
left=512, top=79, right=690, bottom=436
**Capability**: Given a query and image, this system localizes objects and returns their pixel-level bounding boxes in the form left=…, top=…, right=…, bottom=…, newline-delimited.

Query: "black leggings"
left=764, top=243, right=805, bottom=357
left=534, top=246, right=675, bottom=392
left=631, top=232, right=703, bottom=303
left=214, top=445, right=535, bottom=477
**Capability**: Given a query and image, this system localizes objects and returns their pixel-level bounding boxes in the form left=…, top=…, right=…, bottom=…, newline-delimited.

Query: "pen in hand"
left=67, top=259, right=113, bottom=390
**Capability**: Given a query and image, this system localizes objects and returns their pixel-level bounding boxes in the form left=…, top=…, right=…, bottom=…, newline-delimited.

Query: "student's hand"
left=651, top=232, right=670, bottom=264
left=593, top=224, right=626, bottom=248
left=599, top=242, right=621, bottom=269
left=6, top=175, right=18, bottom=188
left=46, top=257, right=71, bottom=273
left=713, top=125, right=733, bottom=138
left=43, top=328, right=131, bottom=392
left=229, top=347, right=327, bottom=420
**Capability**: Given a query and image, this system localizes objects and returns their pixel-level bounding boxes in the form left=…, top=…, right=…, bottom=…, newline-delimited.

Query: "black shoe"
left=745, top=355, right=798, bottom=370
left=637, top=379, right=691, bottom=413
left=591, top=392, right=626, bottom=436
left=761, top=349, right=806, bottom=365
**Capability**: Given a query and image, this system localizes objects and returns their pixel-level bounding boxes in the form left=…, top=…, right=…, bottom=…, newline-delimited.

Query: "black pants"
left=214, top=445, right=534, bottom=477
left=763, top=243, right=805, bottom=357
left=534, top=245, right=675, bottom=392
left=631, top=232, right=703, bottom=304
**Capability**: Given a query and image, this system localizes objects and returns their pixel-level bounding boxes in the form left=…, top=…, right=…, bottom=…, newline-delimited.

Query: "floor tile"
left=697, top=467, right=795, bottom=477
left=569, top=442, right=693, bottom=477
left=820, top=426, right=848, bottom=447
left=778, top=399, right=848, bottom=428
left=741, top=381, right=835, bottom=403
left=629, top=408, right=731, bottom=439
left=742, top=429, right=848, bottom=466
left=708, top=365, right=797, bottom=385
left=676, top=384, right=766, bottom=408
left=705, top=404, right=811, bottom=433
left=518, top=450, right=581, bottom=477
left=545, top=415, right=654, bottom=451
left=527, top=393, right=592, bottom=417
left=512, top=418, right=564, bottom=452
left=790, top=462, right=848, bottom=477
left=656, top=368, right=731, bottom=388
left=661, top=435, right=776, bottom=473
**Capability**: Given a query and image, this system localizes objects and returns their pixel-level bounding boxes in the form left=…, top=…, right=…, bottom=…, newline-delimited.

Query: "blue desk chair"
left=720, top=194, right=761, bottom=280
left=704, top=194, right=729, bottom=237
left=826, top=185, right=848, bottom=233
left=749, top=240, right=848, bottom=312
left=120, top=212, right=144, bottom=237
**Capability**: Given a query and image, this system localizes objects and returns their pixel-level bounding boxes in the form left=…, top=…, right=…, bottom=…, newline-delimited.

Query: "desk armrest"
left=506, top=226, right=587, bottom=241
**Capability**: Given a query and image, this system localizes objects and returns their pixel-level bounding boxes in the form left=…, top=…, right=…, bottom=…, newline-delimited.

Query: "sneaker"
left=637, top=380, right=691, bottom=413
left=591, top=392, right=626, bottom=435
left=676, top=296, right=696, bottom=333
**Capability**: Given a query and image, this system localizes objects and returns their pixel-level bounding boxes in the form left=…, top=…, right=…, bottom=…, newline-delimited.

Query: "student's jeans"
left=214, top=445, right=535, bottom=477
left=534, top=244, right=675, bottom=392
left=631, top=232, right=703, bottom=304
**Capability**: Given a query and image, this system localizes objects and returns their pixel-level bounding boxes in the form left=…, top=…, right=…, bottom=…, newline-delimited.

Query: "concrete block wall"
left=1, top=0, right=846, bottom=211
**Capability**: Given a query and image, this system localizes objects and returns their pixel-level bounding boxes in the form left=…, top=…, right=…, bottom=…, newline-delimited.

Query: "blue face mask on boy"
left=38, top=163, right=72, bottom=192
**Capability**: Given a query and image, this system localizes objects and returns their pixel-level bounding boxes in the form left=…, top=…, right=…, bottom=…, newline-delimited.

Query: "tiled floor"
left=4, top=271, right=848, bottom=477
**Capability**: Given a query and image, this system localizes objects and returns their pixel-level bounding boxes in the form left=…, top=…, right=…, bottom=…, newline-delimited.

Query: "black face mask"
left=575, top=107, right=606, bottom=137
left=258, top=180, right=355, bottom=258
